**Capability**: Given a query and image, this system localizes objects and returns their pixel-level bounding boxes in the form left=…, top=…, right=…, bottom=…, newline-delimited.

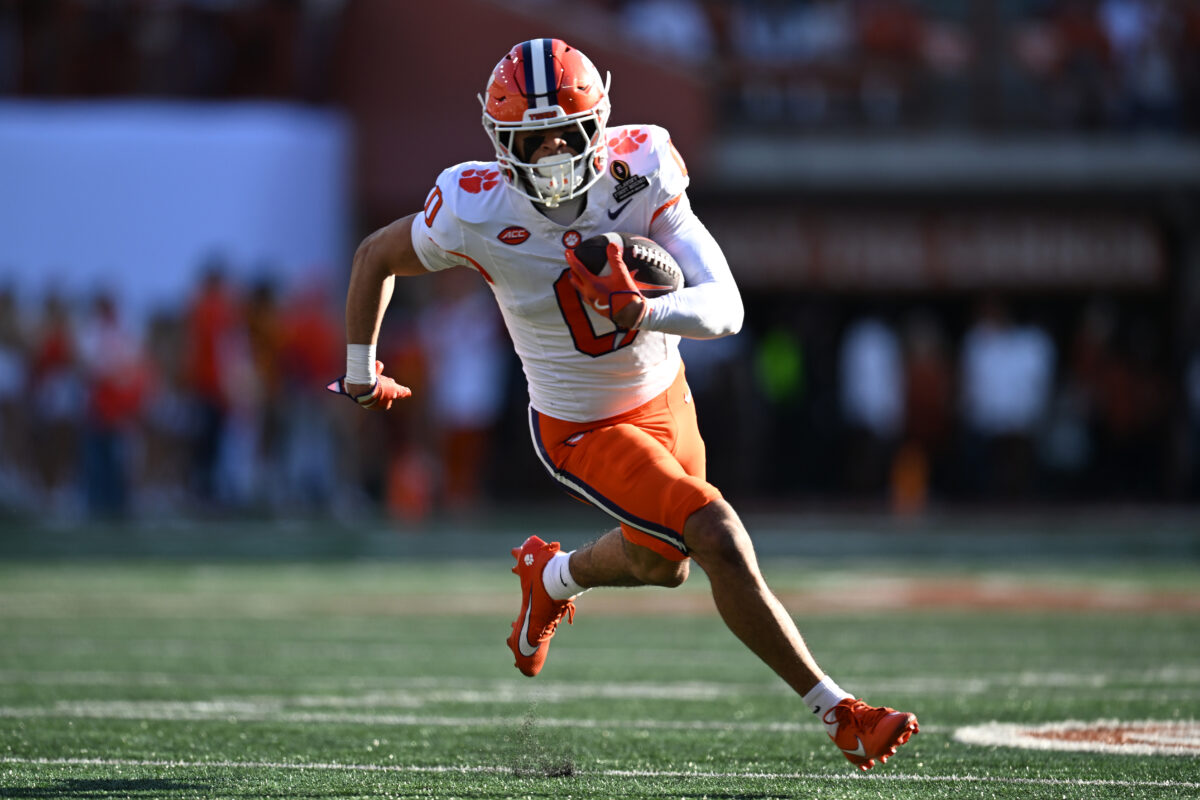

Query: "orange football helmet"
left=480, top=38, right=611, bottom=207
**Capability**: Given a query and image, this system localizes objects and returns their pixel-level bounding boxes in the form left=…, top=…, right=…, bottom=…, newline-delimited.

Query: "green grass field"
left=1, top=516, right=1198, bottom=799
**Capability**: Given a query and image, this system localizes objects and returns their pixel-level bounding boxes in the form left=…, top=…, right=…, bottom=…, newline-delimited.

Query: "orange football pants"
left=528, top=365, right=722, bottom=561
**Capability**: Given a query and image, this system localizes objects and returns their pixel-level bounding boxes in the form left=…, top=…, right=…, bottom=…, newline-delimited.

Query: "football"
left=571, top=232, right=683, bottom=297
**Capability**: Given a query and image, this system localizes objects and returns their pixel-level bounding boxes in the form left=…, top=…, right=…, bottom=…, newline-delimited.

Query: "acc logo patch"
left=562, top=230, right=582, bottom=249
left=497, top=226, right=531, bottom=245
left=460, top=168, right=500, bottom=193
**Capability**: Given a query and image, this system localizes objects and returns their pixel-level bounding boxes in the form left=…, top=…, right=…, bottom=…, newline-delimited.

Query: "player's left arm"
left=337, top=213, right=429, bottom=407
left=639, top=192, right=744, bottom=339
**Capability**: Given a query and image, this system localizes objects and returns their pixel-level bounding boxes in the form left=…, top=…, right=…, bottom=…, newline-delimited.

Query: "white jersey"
left=411, top=124, right=741, bottom=423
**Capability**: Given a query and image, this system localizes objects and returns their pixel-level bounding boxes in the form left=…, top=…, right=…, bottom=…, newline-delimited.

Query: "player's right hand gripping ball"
left=566, top=231, right=683, bottom=328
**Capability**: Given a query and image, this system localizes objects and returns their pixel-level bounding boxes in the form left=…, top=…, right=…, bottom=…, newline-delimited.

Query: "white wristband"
left=346, top=344, right=376, bottom=385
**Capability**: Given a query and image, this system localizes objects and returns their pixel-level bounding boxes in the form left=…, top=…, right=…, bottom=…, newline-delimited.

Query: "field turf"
left=0, top=516, right=1198, bottom=799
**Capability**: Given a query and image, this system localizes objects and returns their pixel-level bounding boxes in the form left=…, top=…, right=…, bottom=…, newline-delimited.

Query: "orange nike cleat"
left=506, top=535, right=576, bottom=677
left=822, top=698, right=919, bottom=771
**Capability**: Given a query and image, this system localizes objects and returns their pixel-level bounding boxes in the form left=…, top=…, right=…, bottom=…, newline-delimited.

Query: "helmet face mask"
left=480, top=39, right=611, bottom=208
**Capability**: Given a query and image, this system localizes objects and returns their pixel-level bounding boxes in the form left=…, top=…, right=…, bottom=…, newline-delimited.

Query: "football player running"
left=332, top=38, right=918, bottom=771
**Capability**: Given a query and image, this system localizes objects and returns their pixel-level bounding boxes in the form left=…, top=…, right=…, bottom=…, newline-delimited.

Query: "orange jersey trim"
left=667, top=139, right=689, bottom=176
left=651, top=194, right=682, bottom=225
left=446, top=249, right=495, bottom=284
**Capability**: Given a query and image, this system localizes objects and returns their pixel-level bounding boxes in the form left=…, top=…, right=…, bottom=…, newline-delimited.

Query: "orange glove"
left=566, top=241, right=647, bottom=330
left=325, top=360, right=412, bottom=410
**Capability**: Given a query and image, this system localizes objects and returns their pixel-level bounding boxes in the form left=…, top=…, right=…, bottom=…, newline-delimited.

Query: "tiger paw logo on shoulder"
left=609, top=129, right=647, bottom=156
left=460, top=168, right=500, bottom=193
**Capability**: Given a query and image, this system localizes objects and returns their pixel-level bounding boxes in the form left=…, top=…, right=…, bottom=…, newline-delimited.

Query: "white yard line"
left=0, top=702, right=835, bottom=733
left=0, top=698, right=956, bottom=734
left=0, top=671, right=737, bottom=700
left=0, top=755, right=1196, bottom=790
left=2, top=665, right=1197, bottom=698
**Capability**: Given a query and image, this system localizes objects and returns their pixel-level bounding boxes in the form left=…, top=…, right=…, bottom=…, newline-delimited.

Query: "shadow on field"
left=0, top=778, right=211, bottom=797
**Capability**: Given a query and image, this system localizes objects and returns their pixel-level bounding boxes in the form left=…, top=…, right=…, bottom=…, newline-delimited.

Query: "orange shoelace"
left=835, top=699, right=893, bottom=733
left=541, top=599, right=575, bottom=639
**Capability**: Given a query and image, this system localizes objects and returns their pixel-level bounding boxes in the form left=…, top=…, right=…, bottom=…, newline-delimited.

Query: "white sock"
left=542, top=551, right=586, bottom=601
left=802, top=676, right=853, bottom=719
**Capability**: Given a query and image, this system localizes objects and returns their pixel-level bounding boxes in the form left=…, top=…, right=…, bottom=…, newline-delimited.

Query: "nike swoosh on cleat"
left=517, top=588, right=539, bottom=657
left=841, top=737, right=868, bottom=758
left=607, top=200, right=633, bottom=220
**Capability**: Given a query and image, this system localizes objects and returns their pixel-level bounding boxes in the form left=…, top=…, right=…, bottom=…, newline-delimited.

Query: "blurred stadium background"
left=0, top=0, right=1199, bottom=537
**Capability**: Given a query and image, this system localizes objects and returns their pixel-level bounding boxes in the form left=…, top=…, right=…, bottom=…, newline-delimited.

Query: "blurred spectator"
left=138, top=311, right=196, bottom=514
left=855, top=0, right=926, bottom=126
left=895, top=310, right=954, bottom=512
left=1187, top=343, right=1200, bottom=499
left=277, top=278, right=343, bottom=514
left=1049, top=0, right=1114, bottom=130
left=75, top=291, right=148, bottom=518
left=1044, top=298, right=1117, bottom=497
left=27, top=291, right=83, bottom=518
left=210, top=289, right=260, bottom=510
left=958, top=297, right=1056, bottom=498
left=913, top=13, right=974, bottom=126
left=1090, top=315, right=1169, bottom=498
left=183, top=261, right=238, bottom=506
left=1100, top=0, right=1183, bottom=130
left=377, top=315, right=433, bottom=523
left=416, top=269, right=508, bottom=515
left=0, top=285, right=25, bottom=507
left=245, top=278, right=285, bottom=505
left=752, top=318, right=807, bottom=497
left=620, top=0, right=717, bottom=65
left=1034, top=302, right=1098, bottom=498
left=727, top=0, right=855, bottom=124
left=838, top=315, right=903, bottom=496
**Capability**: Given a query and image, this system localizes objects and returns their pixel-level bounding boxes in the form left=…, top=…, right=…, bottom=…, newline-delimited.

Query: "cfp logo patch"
left=610, top=160, right=650, bottom=202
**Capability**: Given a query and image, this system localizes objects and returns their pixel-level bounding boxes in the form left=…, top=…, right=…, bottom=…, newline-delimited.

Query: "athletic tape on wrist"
left=346, top=343, right=376, bottom=385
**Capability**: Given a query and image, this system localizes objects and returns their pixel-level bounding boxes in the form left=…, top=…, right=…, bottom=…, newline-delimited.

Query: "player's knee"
left=624, top=539, right=690, bottom=587
left=683, top=500, right=751, bottom=569
left=639, top=557, right=690, bottom=588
